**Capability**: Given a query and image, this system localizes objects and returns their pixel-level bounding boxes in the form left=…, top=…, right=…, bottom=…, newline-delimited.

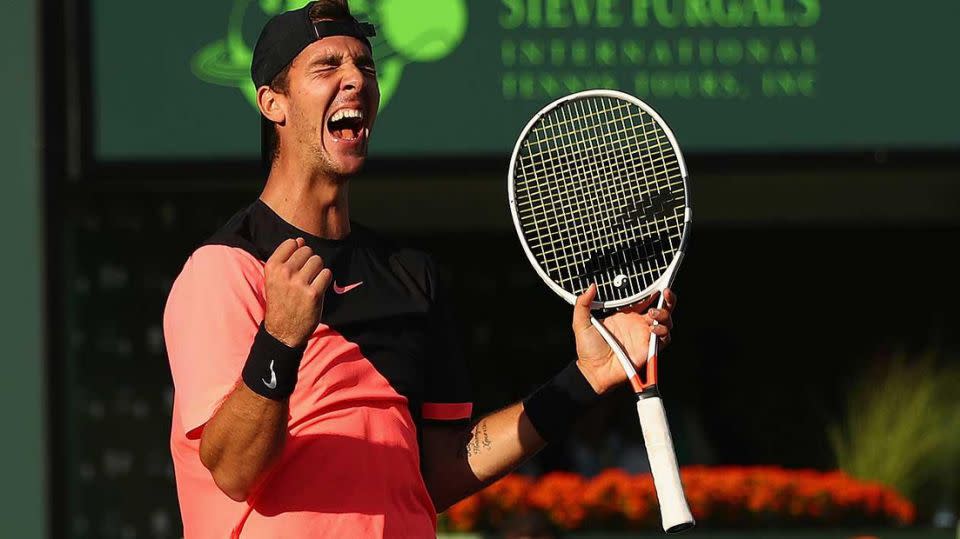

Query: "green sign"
left=191, top=0, right=469, bottom=111
left=93, top=0, right=958, bottom=160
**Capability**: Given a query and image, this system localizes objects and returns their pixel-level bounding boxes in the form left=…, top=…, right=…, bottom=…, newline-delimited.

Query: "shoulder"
left=184, top=244, right=264, bottom=283
left=200, top=201, right=269, bottom=260
left=163, top=243, right=266, bottom=351
left=166, top=244, right=265, bottom=313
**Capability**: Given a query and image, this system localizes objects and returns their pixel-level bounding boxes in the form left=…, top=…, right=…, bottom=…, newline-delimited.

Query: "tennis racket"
left=508, top=89, right=694, bottom=533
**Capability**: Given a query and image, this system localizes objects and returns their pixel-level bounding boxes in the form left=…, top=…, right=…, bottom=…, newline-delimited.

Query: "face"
left=274, top=36, right=380, bottom=178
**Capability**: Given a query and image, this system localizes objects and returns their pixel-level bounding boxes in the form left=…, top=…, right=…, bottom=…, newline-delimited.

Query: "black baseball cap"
left=251, top=2, right=376, bottom=88
left=252, top=2, right=376, bottom=167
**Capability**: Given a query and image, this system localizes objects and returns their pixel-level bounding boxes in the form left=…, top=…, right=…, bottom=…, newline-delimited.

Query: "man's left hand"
left=571, top=284, right=676, bottom=395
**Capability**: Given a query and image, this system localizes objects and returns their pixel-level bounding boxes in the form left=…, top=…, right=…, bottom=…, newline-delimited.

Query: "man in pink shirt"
left=163, top=2, right=677, bottom=537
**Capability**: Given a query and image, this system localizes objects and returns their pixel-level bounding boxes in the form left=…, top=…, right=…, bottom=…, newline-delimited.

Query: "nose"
left=340, top=63, right=365, bottom=95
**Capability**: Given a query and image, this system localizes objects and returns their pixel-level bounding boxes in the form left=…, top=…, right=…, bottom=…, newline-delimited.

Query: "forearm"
left=423, top=402, right=545, bottom=512
left=424, top=362, right=602, bottom=511
left=197, top=319, right=307, bottom=500
left=462, top=403, right=544, bottom=481
left=199, top=382, right=288, bottom=501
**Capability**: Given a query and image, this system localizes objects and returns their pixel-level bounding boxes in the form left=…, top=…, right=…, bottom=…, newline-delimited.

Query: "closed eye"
left=357, top=56, right=377, bottom=76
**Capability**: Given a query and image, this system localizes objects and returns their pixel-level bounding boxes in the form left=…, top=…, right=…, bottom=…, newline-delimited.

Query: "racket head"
left=508, top=89, right=691, bottom=310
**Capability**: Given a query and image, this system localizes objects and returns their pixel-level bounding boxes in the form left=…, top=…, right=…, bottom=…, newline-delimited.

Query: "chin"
left=317, top=149, right=365, bottom=179
left=333, top=157, right=366, bottom=178
left=320, top=126, right=370, bottom=179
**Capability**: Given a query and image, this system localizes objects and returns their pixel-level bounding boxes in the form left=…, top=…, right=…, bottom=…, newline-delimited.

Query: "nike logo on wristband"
left=262, top=360, right=278, bottom=390
left=333, top=281, right=363, bottom=295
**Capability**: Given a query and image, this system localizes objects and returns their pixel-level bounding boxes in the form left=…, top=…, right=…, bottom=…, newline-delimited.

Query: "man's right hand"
left=263, top=237, right=332, bottom=347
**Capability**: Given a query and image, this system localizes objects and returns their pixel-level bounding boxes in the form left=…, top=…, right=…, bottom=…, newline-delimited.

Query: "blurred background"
left=4, top=0, right=959, bottom=537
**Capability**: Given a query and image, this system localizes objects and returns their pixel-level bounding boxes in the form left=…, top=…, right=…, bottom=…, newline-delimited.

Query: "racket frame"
left=507, top=89, right=692, bottom=312
left=507, top=89, right=696, bottom=533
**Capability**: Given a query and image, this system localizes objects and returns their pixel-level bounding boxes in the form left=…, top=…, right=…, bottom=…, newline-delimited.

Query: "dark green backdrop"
left=93, top=0, right=959, bottom=160
left=2, top=0, right=45, bottom=537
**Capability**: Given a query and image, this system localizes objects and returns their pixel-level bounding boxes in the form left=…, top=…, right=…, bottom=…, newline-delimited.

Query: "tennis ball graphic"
left=378, top=0, right=468, bottom=62
left=260, top=0, right=312, bottom=16
left=193, top=0, right=467, bottom=111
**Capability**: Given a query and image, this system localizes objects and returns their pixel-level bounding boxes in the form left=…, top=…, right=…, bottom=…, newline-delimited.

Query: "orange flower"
left=483, top=474, right=534, bottom=509
left=480, top=474, right=534, bottom=527
left=881, top=489, right=916, bottom=525
left=581, top=469, right=656, bottom=528
left=582, top=469, right=630, bottom=517
left=439, top=466, right=916, bottom=532
left=527, top=471, right=588, bottom=530
left=445, top=493, right=481, bottom=532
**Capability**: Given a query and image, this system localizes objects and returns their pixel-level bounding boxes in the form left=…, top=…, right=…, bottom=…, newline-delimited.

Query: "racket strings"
left=563, top=99, right=650, bottom=297
left=517, top=106, right=682, bottom=230
left=513, top=97, right=686, bottom=302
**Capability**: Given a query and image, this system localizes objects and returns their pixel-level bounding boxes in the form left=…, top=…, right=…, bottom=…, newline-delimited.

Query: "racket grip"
left=636, top=396, right=695, bottom=533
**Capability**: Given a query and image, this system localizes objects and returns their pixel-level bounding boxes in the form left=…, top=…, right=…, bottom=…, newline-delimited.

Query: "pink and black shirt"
left=163, top=199, right=472, bottom=538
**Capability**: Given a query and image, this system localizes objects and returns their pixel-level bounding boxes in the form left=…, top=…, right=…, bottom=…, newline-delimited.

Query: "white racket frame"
left=508, top=89, right=692, bottom=311
left=507, top=89, right=695, bottom=534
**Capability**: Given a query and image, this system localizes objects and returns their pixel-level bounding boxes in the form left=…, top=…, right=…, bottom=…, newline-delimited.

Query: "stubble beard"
left=294, top=113, right=362, bottom=183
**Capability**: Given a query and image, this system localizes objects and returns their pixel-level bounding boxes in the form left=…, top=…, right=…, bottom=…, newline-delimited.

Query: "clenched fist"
left=263, top=238, right=332, bottom=347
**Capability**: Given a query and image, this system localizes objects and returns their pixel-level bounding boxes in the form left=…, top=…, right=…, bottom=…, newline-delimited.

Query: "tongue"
left=333, top=127, right=359, bottom=140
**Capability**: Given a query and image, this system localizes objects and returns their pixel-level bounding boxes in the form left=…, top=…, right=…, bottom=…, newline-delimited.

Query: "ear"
left=257, top=85, right=287, bottom=125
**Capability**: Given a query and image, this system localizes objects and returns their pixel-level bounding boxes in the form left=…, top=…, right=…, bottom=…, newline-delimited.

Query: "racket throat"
left=628, top=351, right=660, bottom=397
left=636, top=384, right=661, bottom=400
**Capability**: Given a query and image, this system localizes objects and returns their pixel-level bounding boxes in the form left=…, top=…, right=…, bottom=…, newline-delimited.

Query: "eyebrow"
left=307, top=51, right=376, bottom=70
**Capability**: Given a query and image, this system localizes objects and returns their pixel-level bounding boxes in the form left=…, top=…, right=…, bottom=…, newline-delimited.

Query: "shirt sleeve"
left=420, top=256, right=473, bottom=422
left=163, top=245, right=265, bottom=438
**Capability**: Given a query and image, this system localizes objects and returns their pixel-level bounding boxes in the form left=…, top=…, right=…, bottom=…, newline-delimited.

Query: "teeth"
left=330, top=109, right=363, bottom=123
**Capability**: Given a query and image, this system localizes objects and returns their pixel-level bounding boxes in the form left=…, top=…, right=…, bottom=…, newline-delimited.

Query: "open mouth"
left=327, top=108, right=366, bottom=142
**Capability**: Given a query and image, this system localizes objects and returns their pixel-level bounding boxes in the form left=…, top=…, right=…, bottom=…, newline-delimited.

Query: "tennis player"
left=163, top=2, right=676, bottom=537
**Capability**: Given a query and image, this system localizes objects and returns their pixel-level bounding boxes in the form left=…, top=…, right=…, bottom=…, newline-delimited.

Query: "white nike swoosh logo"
left=333, top=281, right=363, bottom=295
left=262, top=360, right=277, bottom=390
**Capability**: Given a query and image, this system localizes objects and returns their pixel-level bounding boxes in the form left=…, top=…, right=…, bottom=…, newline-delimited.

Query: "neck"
left=259, top=153, right=352, bottom=240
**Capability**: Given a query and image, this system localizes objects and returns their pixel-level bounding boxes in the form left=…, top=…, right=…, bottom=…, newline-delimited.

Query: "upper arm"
left=419, top=419, right=475, bottom=511
left=163, top=245, right=265, bottom=438
left=420, top=421, right=468, bottom=461
left=420, top=255, right=474, bottom=423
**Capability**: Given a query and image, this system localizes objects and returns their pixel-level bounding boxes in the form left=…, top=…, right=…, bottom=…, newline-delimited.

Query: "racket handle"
left=637, top=395, right=695, bottom=533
